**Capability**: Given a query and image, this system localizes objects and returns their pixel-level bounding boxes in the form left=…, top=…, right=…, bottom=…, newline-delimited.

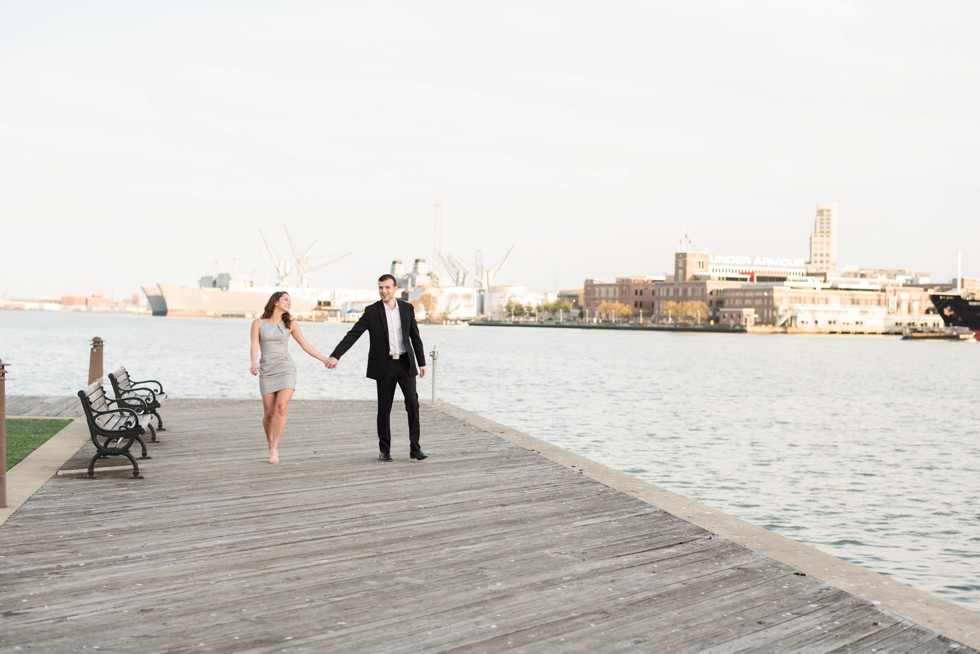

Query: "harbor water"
left=2, top=310, right=978, bottom=611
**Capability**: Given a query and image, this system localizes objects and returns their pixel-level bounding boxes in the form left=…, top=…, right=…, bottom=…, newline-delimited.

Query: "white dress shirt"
left=384, top=302, right=407, bottom=356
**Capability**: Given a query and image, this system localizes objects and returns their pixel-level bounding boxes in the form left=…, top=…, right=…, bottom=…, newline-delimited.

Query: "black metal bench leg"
left=122, top=451, right=143, bottom=479
left=87, top=453, right=100, bottom=478
left=148, top=423, right=158, bottom=443
left=118, top=435, right=150, bottom=460
left=153, top=410, right=165, bottom=431
left=134, top=435, right=150, bottom=460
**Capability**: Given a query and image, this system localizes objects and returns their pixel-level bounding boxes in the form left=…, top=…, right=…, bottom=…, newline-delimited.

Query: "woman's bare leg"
left=261, top=393, right=276, bottom=451
left=268, top=388, right=294, bottom=463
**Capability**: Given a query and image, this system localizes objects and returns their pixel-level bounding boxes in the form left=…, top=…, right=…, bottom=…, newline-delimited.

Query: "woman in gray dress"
left=249, top=291, right=329, bottom=463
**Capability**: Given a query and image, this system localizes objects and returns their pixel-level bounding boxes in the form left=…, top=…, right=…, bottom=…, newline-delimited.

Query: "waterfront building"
left=653, top=278, right=743, bottom=323
left=715, top=282, right=944, bottom=333
left=708, top=254, right=809, bottom=283
left=961, top=277, right=979, bottom=297
left=390, top=258, right=438, bottom=292
left=310, top=288, right=381, bottom=320
left=841, top=266, right=932, bottom=284
left=661, top=252, right=813, bottom=323
left=583, top=278, right=628, bottom=318
left=626, top=277, right=665, bottom=320
left=675, top=251, right=710, bottom=282
left=716, top=283, right=885, bottom=330
left=883, top=286, right=946, bottom=332
left=0, top=293, right=146, bottom=313
left=650, top=252, right=747, bottom=323
left=584, top=277, right=664, bottom=321
left=0, top=297, right=65, bottom=311
left=60, top=295, right=87, bottom=310
left=558, top=288, right=583, bottom=311
left=482, top=285, right=547, bottom=321
left=87, top=294, right=111, bottom=311
left=587, top=247, right=944, bottom=333
left=407, top=285, right=479, bottom=321
left=579, top=201, right=955, bottom=334
left=806, top=202, right=838, bottom=277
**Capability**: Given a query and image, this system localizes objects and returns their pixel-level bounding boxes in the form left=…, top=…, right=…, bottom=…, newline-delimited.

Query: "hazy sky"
left=2, top=0, right=978, bottom=299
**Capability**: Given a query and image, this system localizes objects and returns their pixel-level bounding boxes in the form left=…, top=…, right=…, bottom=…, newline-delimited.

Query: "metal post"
left=88, top=336, right=104, bottom=384
left=429, top=347, right=438, bottom=402
left=1, top=359, right=8, bottom=508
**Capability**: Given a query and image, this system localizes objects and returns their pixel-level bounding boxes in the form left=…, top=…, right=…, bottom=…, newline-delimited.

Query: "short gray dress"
left=258, top=320, right=297, bottom=395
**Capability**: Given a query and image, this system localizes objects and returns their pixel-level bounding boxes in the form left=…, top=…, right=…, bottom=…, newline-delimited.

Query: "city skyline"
left=2, top=1, right=978, bottom=299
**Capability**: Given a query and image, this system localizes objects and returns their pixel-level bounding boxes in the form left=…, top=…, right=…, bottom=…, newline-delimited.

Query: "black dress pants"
left=376, top=357, right=420, bottom=454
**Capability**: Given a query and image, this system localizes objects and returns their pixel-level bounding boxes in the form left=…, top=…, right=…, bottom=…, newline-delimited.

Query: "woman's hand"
left=250, top=364, right=259, bottom=376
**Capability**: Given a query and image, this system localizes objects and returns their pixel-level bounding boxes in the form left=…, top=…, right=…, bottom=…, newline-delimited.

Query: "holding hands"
left=325, top=356, right=339, bottom=370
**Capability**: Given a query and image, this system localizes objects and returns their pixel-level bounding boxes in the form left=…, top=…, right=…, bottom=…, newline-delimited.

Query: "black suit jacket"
left=330, top=300, right=426, bottom=380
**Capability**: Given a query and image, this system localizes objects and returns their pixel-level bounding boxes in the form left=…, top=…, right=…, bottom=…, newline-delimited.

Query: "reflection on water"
left=2, top=311, right=978, bottom=611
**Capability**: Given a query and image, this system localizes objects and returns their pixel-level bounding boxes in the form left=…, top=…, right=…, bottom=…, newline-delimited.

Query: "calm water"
left=2, top=310, right=978, bottom=611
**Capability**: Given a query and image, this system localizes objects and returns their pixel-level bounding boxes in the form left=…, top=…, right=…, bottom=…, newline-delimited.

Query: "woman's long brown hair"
left=261, top=291, right=292, bottom=328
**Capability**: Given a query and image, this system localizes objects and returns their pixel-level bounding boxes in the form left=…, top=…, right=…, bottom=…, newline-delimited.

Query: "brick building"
left=584, top=277, right=663, bottom=321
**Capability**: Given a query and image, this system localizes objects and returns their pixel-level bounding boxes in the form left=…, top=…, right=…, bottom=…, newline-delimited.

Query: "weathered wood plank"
left=5, top=394, right=82, bottom=417
left=0, top=399, right=975, bottom=653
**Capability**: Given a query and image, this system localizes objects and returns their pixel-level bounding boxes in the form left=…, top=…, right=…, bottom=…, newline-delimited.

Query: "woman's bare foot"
left=269, top=448, right=279, bottom=464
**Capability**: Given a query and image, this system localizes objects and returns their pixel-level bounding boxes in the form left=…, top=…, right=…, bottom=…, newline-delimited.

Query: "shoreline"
left=468, top=319, right=745, bottom=333
left=466, top=319, right=978, bottom=338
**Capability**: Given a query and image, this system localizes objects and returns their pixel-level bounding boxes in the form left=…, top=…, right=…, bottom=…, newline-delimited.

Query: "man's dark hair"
left=378, top=273, right=397, bottom=286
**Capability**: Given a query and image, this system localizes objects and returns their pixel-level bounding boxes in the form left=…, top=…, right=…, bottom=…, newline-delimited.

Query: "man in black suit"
left=326, top=274, right=427, bottom=461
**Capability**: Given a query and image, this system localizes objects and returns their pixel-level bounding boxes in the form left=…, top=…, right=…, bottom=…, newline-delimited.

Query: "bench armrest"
left=120, top=387, right=159, bottom=403
left=108, top=395, right=150, bottom=412
left=129, top=379, right=164, bottom=393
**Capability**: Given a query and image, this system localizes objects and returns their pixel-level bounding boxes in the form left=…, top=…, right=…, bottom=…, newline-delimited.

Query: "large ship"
left=929, top=293, right=980, bottom=339
left=143, top=228, right=376, bottom=319
left=141, top=285, right=168, bottom=316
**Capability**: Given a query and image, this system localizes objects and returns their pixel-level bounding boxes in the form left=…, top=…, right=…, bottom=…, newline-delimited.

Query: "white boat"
left=142, top=227, right=374, bottom=319
left=150, top=277, right=375, bottom=320
left=154, top=280, right=313, bottom=318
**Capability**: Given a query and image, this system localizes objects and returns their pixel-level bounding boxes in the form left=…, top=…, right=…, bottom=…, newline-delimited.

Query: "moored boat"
left=141, top=227, right=375, bottom=319
left=141, top=285, right=168, bottom=316
left=928, top=294, right=980, bottom=340
left=901, top=328, right=975, bottom=341
left=149, top=280, right=377, bottom=320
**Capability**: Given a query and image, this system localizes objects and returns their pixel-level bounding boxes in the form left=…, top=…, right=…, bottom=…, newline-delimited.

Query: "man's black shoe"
left=410, top=450, right=428, bottom=461
left=378, top=452, right=393, bottom=462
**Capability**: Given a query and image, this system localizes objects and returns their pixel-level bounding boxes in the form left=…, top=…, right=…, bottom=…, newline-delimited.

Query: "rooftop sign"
left=710, top=255, right=806, bottom=268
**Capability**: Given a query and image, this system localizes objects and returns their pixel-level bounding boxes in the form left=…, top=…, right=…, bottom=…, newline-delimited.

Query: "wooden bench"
left=108, top=367, right=166, bottom=432
left=77, top=381, right=154, bottom=479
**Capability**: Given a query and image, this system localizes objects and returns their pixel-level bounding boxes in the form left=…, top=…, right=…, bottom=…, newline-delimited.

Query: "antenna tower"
left=433, top=201, right=443, bottom=276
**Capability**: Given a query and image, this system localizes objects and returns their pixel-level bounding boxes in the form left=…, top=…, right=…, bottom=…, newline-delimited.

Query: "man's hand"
left=419, top=366, right=426, bottom=378
left=326, top=356, right=339, bottom=369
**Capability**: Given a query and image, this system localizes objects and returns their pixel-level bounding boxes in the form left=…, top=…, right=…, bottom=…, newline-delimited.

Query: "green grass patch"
left=5, top=418, right=72, bottom=471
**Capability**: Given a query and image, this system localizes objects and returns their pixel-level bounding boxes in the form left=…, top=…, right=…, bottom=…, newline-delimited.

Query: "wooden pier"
left=4, top=394, right=83, bottom=417
left=2, top=398, right=977, bottom=652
